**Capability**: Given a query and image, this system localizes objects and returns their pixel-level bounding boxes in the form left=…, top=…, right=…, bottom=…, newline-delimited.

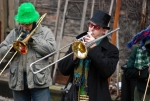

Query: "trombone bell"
left=13, top=41, right=28, bottom=54
left=72, top=41, right=87, bottom=59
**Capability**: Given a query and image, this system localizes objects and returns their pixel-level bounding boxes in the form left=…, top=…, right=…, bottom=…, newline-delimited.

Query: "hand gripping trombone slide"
left=30, top=27, right=120, bottom=74
left=0, top=13, right=47, bottom=75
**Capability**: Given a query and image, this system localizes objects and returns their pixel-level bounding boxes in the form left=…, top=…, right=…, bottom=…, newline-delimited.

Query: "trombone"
left=0, top=13, right=47, bottom=75
left=30, top=27, right=120, bottom=74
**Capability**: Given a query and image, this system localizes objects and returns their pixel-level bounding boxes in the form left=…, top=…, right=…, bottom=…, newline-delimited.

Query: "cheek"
left=29, top=26, right=32, bottom=30
left=95, top=33, right=103, bottom=38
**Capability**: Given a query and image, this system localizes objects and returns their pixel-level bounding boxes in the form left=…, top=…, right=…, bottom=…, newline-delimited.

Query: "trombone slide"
left=30, top=27, right=120, bottom=74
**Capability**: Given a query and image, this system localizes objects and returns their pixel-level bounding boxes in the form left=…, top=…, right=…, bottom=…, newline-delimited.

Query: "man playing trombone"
left=58, top=10, right=119, bottom=101
left=0, top=2, right=56, bottom=101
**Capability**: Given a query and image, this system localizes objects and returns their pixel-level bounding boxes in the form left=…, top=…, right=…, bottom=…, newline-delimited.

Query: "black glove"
left=21, top=30, right=29, bottom=40
left=121, top=62, right=127, bottom=70
left=124, top=67, right=139, bottom=79
left=139, top=67, right=149, bottom=79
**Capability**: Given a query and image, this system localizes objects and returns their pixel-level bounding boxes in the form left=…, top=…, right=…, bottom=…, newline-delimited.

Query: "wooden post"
left=52, top=0, right=69, bottom=84
left=54, top=0, right=61, bottom=39
left=14, top=0, right=20, bottom=27
left=0, top=0, right=3, bottom=41
left=107, top=0, right=115, bottom=86
left=110, top=0, right=121, bottom=97
left=0, top=0, right=2, bottom=42
left=8, top=0, right=15, bottom=30
left=140, top=0, right=148, bottom=30
left=80, top=0, right=88, bottom=33
left=0, top=0, right=7, bottom=41
left=111, top=0, right=121, bottom=45
left=0, top=21, right=1, bottom=42
left=90, top=0, right=95, bottom=18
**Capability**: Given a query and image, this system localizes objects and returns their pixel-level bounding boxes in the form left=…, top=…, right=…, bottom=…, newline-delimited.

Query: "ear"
left=103, top=29, right=107, bottom=34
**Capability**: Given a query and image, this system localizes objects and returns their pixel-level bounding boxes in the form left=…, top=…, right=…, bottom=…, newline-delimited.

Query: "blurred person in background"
left=125, top=25, right=150, bottom=101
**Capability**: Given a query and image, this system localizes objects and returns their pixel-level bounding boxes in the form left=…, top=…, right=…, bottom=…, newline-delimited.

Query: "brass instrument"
left=13, top=13, right=47, bottom=54
left=30, top=27, right=120, bottom=74
left=79, top=95, right=89, bottom=101
left=0, top=13, right=47, bottom=75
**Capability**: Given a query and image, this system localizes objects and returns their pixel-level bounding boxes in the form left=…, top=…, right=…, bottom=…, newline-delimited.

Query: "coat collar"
left=99, top=37, right=110, bottom=50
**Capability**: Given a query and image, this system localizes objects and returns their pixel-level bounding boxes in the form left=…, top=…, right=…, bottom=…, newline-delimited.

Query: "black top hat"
left=90, top=10, right=111, bottom=30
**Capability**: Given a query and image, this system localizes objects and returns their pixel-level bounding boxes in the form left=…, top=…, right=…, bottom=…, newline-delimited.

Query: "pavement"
left=0, top=61, right=121, bottom=101
left=0, top=78, right=120, bottom=101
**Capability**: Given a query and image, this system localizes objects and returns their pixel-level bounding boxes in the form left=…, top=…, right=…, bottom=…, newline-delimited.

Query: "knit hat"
left=14, top=2, right=39, bottom=24
left=127, top=25, right=150, bottom=49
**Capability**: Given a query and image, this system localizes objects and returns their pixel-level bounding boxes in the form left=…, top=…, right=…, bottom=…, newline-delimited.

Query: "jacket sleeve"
left=30, top=26, right=56, bottom=56
left=88, top=44, right=119, bottom=79
left=127, top=47, right=137, bottom=68
left=0, top=29, right=16, bottom=60
left=58, top=46, right=79, bottom=76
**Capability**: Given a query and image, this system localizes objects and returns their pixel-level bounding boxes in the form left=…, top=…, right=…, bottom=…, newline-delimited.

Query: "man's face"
left=20, top=23, right=33, bottom=32
left=88, top=22, right=107, bottom=39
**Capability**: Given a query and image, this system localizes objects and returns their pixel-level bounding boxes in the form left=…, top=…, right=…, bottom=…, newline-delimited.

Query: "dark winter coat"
left=58, top=32, right=119, bottom=101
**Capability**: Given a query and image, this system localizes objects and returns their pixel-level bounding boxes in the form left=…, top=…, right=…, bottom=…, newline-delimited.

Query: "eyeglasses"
left=88, top=23, right=101, bottom=30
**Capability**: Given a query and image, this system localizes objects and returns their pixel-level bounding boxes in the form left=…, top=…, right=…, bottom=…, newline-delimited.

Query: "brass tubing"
left=0, top=13, right=47, bottom=75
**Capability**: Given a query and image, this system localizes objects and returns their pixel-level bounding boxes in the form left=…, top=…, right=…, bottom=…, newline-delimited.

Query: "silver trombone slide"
left=30, top=52, right=73, bottom=74
left=30, top=27, right=120, bottom=74
left=30, top=42, right=73, bottom=74
left=30, top=33, right=90, bottom=74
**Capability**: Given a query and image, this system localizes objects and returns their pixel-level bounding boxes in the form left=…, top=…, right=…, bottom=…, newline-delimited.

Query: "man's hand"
left=84, top=32, right=96, bottom=48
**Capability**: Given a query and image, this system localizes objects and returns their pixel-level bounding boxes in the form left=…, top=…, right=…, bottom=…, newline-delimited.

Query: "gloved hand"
left=124, top=67, right=139, bottom=79
left=21, top=30, right=33, bottom=42
left=121, top=62, right=127, bottom=71
left=21, top=30, right=29, bottom=40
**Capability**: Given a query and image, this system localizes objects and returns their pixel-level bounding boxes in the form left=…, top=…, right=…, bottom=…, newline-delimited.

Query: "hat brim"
left=103, top=27, right=110, bottom=30
left=90, top=18, right=110, bottom=30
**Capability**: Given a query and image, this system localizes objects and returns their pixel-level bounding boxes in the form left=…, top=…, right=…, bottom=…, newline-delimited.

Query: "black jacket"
left=58, top=32, right=119, bottom=101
